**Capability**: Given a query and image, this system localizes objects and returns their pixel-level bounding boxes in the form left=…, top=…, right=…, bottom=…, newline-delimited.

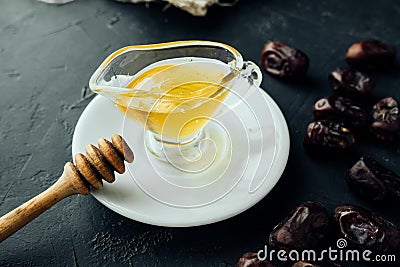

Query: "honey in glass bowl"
left=113, top=57, right=232, bottom=142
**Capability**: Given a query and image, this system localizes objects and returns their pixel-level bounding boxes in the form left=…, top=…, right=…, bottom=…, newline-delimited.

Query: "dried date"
left=328, top=69, right=374, bottom=97
left=346, top=40, right=396, bottom=70
left=304, top=120, right=355, bottom=150
left=269, top=202, right=330, bottom=250
left=261, top=41, right=309, bottom=79
left=345, top=156, right=400, bottom=202
left=312, top=95, right=368, bottom=131
left=236, top=252, right=276, bottom=267
left=371, top=97, right=400, bottom=141
left=333, top=205, right=400, bottom=252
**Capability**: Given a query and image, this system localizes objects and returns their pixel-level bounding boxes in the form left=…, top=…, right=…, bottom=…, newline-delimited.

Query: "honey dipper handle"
left=0, top=163, right=88, bottom=242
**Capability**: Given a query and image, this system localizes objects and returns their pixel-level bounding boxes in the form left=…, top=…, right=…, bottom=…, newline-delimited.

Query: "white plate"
left=72, top=87, right=289, bottom=227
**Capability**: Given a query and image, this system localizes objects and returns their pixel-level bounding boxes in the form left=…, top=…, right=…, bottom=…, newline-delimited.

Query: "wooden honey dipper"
left=0, top=134, right=134, bottom=242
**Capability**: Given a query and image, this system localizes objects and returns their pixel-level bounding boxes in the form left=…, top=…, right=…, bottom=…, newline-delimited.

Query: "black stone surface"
left=0, top=0, right=399, bottom=266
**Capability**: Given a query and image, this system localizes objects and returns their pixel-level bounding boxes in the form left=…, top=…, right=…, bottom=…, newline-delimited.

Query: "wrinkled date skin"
left=236, top=252, right=276, bottom=267
left=346, top=40, right=396, bottom=70
left=371, top=97, right=400, bottom=141
left=312, top=95, right=369, bottom=131
left=328, top=69, right=374, bottom=97
left=269, top=202, right=331, bottom=250
left=261, top=41, right=309, bottom=79
left=334, top=205, right=400, bottom=252
left=346, top=156, right=400, bottom=202
left=304, top=120, right=355, bottom=150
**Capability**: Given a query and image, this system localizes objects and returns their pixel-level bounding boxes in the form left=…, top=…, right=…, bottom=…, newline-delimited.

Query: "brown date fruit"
left=345, top=156, right=400, bottom=202
left=328, top=69, right=374, bottom=97
left=334, top=205, right=400, bottom=252
left=269, top=202, right=330, bottom=251
left=304, top=120, right=355, bottom=150
left=371, top=97, right=400, bottom=141
left=346, top=40, right=396, bottom=70
left=236, top=252, right=276, bottom=267
left=312, top=95, right=368, bottom=131
left=261, top=41, right=309, bottom=79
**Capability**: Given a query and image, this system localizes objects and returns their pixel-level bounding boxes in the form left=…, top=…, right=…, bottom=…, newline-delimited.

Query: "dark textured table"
left=1, top=0, right=399, bottom=266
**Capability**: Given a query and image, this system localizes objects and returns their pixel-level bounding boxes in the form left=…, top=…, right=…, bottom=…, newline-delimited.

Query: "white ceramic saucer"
left=72, top=87, right=289, bottom=227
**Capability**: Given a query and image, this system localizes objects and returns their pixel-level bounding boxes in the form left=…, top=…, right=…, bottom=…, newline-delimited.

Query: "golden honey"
left=114, top=58, right=232, bottom=141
